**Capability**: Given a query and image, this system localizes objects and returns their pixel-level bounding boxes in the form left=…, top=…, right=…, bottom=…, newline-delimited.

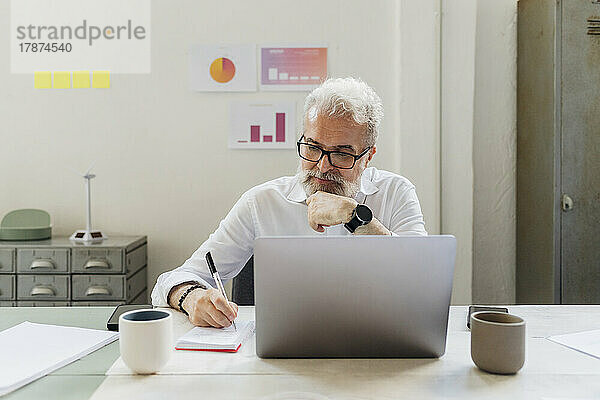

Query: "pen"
left=205, top=251, right=237, bottom=331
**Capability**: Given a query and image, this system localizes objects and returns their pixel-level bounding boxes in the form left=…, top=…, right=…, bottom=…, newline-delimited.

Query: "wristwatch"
left=344, top=204, right=373, bottom=233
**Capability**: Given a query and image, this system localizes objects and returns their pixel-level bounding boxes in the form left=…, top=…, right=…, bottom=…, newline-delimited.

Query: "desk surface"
left=1, top=305, right=600, bottom=400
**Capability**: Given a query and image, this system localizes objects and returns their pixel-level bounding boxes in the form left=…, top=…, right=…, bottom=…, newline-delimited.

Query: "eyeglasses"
left=296, top=135, right=372, bottom=169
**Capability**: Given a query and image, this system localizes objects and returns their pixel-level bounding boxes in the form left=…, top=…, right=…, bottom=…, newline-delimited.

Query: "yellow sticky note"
left=34, top=71, right=52, bottom=89
left=92, top=71, right=110, bottom=88
left=53, top=71, right=71, bottom=88
left=73, top=71, right=90, bottom=88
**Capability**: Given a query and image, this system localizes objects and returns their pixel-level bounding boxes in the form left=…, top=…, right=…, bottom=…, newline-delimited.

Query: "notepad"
left=0, top=321, right=119, bottom=396
left=175, top=320, right=255, bottom=352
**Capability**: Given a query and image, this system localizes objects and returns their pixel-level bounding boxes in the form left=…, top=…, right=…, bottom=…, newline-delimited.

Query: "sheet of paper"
left=177, top=320, right=254, bottom=347
left=34, top=71, right=52, bottom=88
left=547, top=329, right=600, bottom=359
left=53, top=71, right=71, bottom=88
left=229, top=101, right=296, bottom=149
left=189, top=44, right=256, bottom=92
left=260, top=45, right=327, bottom=91
left=92, top=71, right=110, bottom=88
left=0, top=321, right=119, bottom=396
left=73, top=71, right=91, bottom=88
left=541, top=398, right=600, bottom=400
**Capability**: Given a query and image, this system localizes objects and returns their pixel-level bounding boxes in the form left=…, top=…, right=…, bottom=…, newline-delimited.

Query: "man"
left=151, top=77, right=427, bottom=328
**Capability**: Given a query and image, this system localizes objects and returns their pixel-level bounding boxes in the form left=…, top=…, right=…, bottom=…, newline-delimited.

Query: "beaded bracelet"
left=178, top=284, right=206, bottom=316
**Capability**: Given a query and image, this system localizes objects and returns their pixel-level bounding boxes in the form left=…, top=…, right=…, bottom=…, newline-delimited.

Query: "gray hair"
left=303, top=77, right=383, bottom=147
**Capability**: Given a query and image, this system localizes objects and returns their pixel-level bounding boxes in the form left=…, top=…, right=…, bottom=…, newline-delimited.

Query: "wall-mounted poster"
left=229, top=102, right=296, bottom=149
left=189, top=44, right=257, bottom=92
left=260, top=45, right=327, bottom=91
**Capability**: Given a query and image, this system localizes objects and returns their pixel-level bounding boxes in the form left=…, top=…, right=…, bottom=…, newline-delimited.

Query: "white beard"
left=297, top=164, right=361, bottom=198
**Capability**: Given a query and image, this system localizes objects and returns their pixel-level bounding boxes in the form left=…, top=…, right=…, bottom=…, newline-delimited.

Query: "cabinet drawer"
left=71, top=301, right=123, bottom=306
left=17, top=301, right=70, bottom=307
left=0, top=275, right=16, bottom=300
left=127, top=267, right=147, bottom=302
left=72, top=275, right=125, bottom=301
left=72, top=248, right=124, bottom=274
left=17, top=275, right=70, bottom=300
left=0, top=301, right=15, bottom=307
left=126, top=244, right=147, bottom=277
left=17, top=249, right=69, bottom=273
left=0, top=249, right=15, bottom=273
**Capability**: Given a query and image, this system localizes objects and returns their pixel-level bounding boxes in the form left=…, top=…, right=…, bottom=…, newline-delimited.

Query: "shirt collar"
left=359, top=170, right=379, bottom=196
left=287, top=171, right=379, bottom=203
left=287, top=178, right=309, bottom=203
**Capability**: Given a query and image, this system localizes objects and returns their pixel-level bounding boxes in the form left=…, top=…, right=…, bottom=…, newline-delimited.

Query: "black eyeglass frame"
left=296, top=135, right=372, bottom=169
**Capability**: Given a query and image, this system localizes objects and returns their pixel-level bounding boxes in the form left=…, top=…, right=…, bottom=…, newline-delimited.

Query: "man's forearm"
left=354, top=217, right=392, bottom=236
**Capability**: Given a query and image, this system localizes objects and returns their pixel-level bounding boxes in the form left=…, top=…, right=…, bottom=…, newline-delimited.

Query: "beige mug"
left=470, top=311, right=526, bottom=374
left=119, top=309, right=173, bottom=374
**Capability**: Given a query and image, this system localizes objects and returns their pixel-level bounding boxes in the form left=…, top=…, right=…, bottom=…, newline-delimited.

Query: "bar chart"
left=260, top=46, right=327, bottom=91
left=244, top=113, right=285, bottom=143
left=229, top=102, right=295, bottom=149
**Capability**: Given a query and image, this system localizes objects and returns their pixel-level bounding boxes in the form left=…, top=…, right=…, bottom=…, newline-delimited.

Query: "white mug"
left=119, top=309, right=173, bottom=374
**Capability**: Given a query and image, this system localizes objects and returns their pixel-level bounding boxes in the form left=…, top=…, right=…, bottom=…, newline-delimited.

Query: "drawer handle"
left=30, top=259, right=55, bottom=269
left=84, top=260, right=110, bottom=269
left=85, top=286, right=111, bottom=296
left=31, top=286, right=56, bottom=296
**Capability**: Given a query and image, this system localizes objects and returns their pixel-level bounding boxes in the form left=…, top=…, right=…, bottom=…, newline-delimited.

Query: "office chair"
left=231, top=256, right=254, bottom=305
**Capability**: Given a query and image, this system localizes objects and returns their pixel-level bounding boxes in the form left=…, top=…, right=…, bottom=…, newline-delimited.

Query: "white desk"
left=90, top=306, right=600, bottom=400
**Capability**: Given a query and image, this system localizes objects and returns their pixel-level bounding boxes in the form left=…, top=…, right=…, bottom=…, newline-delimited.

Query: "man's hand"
left=184, top=288, right=238, bottom=327
left=170, top=284, right=238, bottom=328
left=306, top=191, right=358, bottom=232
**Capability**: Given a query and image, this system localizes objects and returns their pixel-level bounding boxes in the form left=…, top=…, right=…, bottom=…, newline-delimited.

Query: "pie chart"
left=209, top=57, right=236, bottom=83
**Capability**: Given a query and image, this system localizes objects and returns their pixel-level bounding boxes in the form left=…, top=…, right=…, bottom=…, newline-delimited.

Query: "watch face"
left=356, top=204, right=373, bottom=222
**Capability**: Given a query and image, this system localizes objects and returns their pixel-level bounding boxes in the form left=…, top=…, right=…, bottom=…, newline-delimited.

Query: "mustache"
left=302, top=169, right=345, bottom=184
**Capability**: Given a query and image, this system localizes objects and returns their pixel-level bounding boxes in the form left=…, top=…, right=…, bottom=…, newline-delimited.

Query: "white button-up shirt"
left=151, top=167, right=427, bottom=307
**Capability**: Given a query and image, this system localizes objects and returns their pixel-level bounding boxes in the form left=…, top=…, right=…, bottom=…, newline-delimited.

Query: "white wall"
left=399, top=0, right=441, bottom=236
left=0, top=0, right=442, bottom=299
left=0, top=0, right=516, bottom=305
left=472, top=0, right=517, bottom=304
left=440, top=0, right=518, bottom=305
left=441, top=0, right=477, bottom=305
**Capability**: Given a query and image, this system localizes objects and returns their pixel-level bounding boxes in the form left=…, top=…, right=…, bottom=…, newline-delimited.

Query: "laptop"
left=253, top=235, right=456, bottom=358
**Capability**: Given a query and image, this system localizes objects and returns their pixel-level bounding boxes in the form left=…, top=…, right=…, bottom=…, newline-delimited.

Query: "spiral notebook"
left=175, top=320, right=255, bottom=352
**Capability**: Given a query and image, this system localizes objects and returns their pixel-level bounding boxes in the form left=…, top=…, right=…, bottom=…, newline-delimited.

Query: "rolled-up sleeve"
left=151, top=191, right=256, bottom=307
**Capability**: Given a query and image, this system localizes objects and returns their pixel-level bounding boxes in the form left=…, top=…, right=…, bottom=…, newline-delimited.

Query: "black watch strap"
left=178, top=284, right=206, bottom=316
left=344, top=215, right=363, bottom=233
left=344, top=204, right=373, bottom=233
